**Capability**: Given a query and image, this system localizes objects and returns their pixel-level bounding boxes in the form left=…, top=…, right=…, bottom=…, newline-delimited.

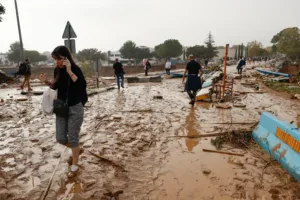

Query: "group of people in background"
left=247, top=56, right=272, bottom=65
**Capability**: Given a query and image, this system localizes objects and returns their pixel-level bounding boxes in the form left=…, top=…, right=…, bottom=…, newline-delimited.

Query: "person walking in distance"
left=237, top=56, right=245, bottom=75
left=40, top=46, right=88, bottom=178
left=19, top=59, right=32, bottom=91
left=145, top=59, right=151, bottom=76
left=165, top=59, right=172, bottom=75
left=204, top=58, right=209, bottom=68
left=182, top=55, right=203, bottom=106
left=113, top=58, right=125, bottom=89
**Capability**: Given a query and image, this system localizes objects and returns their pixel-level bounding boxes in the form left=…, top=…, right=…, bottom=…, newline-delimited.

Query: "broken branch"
left=202, top=149, right=245, bottom=156
left=203, top=122, right=257, bottom=125
left=170, top=132, right=229, bottom=138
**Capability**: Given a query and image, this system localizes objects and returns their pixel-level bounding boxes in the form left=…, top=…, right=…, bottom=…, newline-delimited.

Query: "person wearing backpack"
left=39, top=45, right=88, bottom=178
left=237, top=56, right=245, bottom=75
left=19, top=59, right=32, bottom=91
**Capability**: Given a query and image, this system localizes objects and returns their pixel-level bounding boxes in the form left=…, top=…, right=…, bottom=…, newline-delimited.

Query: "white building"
left=104, top=46, right=154, bottom=66
left=0, top=53, right=12, bottom=66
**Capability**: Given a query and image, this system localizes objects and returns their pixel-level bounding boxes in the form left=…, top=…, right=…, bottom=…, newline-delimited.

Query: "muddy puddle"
left=1, top=70, right=300, bottom=199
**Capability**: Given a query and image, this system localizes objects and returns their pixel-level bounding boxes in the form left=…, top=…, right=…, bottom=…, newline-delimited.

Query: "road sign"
left=64, top=39, right=76, bottom=53
left=62, top=21, right=77, bottom=39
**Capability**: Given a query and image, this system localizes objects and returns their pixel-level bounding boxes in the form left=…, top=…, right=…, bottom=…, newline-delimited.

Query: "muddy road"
left=1, top=69, right=300, bottom=200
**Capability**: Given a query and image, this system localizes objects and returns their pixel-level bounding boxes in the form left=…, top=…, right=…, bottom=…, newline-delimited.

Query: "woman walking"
left=182, top=55, right=203, bottom=106
left=40, top=46, right=87, bottom=178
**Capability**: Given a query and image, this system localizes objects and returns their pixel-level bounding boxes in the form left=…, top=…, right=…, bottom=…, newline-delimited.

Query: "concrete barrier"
left=253, top=112, right=300, bottom=182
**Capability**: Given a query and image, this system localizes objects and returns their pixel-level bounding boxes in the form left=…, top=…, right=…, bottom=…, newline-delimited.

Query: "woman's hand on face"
left=40, top=73, right=47, bottom=83
left=63, top=59, right=71, bottom=72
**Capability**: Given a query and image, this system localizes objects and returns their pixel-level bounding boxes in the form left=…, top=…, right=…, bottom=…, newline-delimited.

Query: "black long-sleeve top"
left=51, top=65, right=88, bottom=106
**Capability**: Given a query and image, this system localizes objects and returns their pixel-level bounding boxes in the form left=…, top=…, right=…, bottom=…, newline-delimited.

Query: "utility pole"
left=14, top=0, right=25, bottom=62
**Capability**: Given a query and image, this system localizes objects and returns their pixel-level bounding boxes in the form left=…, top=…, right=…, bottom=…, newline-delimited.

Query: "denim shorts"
left=56, top=103, right=84, bottom=148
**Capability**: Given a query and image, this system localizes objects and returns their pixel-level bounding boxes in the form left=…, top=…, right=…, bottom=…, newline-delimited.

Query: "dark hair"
left=25, top=58, right=29, bottom=62
left=51, top=46, right=76, bottom=81
left=51, top=46, right=76, bottom=66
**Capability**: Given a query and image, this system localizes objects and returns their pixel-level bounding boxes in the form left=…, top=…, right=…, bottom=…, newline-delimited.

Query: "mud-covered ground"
left=1, top=67, right=300, bottom=200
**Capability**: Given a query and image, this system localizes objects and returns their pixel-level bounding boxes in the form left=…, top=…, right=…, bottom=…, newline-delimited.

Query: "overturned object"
left=0, top=70, right=14, bottom=84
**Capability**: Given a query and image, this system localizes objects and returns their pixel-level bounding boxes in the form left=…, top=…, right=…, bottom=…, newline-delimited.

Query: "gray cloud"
left=0, top=0, right=299, bottom=53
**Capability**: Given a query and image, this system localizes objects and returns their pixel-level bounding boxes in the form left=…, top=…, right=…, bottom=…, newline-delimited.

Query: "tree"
left=7, top=42, right=22, bottom=63
left=247, top=41, right=264, bottom=57
left=135, top=47, right=151, bottom=62
left=24, top=50, right=47, bottom=63
left=272, top=45, right=277, bottom=54
left=186, top=45, right=206, bottom=59
left=240, top=43, right=244, bottom=57
left=234, top=47, right=238, bottom=60
left=77, top=48, right=107, bottom=64
left=154, top=43, right=164, bottom=58
left=120, top=41, right=137, bottom=61
left=271, top=27, right=300, bottom=60
left=0, top=3, right=5, bottom=22
left=204, top=32, right=218, bottom=59
left=155, top=39, right=183, bottom=58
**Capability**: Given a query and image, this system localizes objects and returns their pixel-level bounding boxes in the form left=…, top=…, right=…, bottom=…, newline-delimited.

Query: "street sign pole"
left=62, top=21, right=77, bottom=54
left=14, top=0, right=24, bottom=62
left=68, top=23, right=71, bottom=53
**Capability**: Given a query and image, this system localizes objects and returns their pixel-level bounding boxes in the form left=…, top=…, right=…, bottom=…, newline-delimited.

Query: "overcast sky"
left=0, top=0, right=299, bottom=53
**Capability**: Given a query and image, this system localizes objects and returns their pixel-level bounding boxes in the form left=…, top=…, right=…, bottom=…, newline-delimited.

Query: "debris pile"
left=211, top=130, right=254, bottom=150
left=0, top=70, right=13, bottom=84
left=206, top=65, right=223, bottom=73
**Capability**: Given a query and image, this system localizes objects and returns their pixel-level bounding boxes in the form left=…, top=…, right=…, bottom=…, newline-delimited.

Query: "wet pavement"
left=1, top=67, right=300, bottom=199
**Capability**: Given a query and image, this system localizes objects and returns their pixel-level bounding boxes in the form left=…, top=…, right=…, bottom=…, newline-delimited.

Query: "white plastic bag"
left=41, top=88, right=57, bottom=115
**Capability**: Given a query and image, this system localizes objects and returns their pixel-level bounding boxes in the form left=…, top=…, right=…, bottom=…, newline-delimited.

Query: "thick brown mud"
left=0, top=68, right=300, bottom=199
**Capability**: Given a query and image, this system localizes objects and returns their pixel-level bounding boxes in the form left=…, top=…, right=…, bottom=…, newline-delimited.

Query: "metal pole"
left=14, top=0, right=24, bottom=62
left=68, top=23, right=71, bottom=53
left=222, top=44, right=229, bottom=99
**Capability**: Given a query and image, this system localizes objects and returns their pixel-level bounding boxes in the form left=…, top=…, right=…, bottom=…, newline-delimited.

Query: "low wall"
left=0, top=63, right=186, bottom=79
left=99, top=64, right=185, bottom=77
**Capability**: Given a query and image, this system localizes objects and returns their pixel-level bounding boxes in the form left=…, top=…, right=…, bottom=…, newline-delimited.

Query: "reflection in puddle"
left=184, top=108, right=201, bottom=152
left=58, top=180, right=83, bottom=200
left=116, top=90, right=126, bottom=107
left=197, top=102, right=212, bottom=110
